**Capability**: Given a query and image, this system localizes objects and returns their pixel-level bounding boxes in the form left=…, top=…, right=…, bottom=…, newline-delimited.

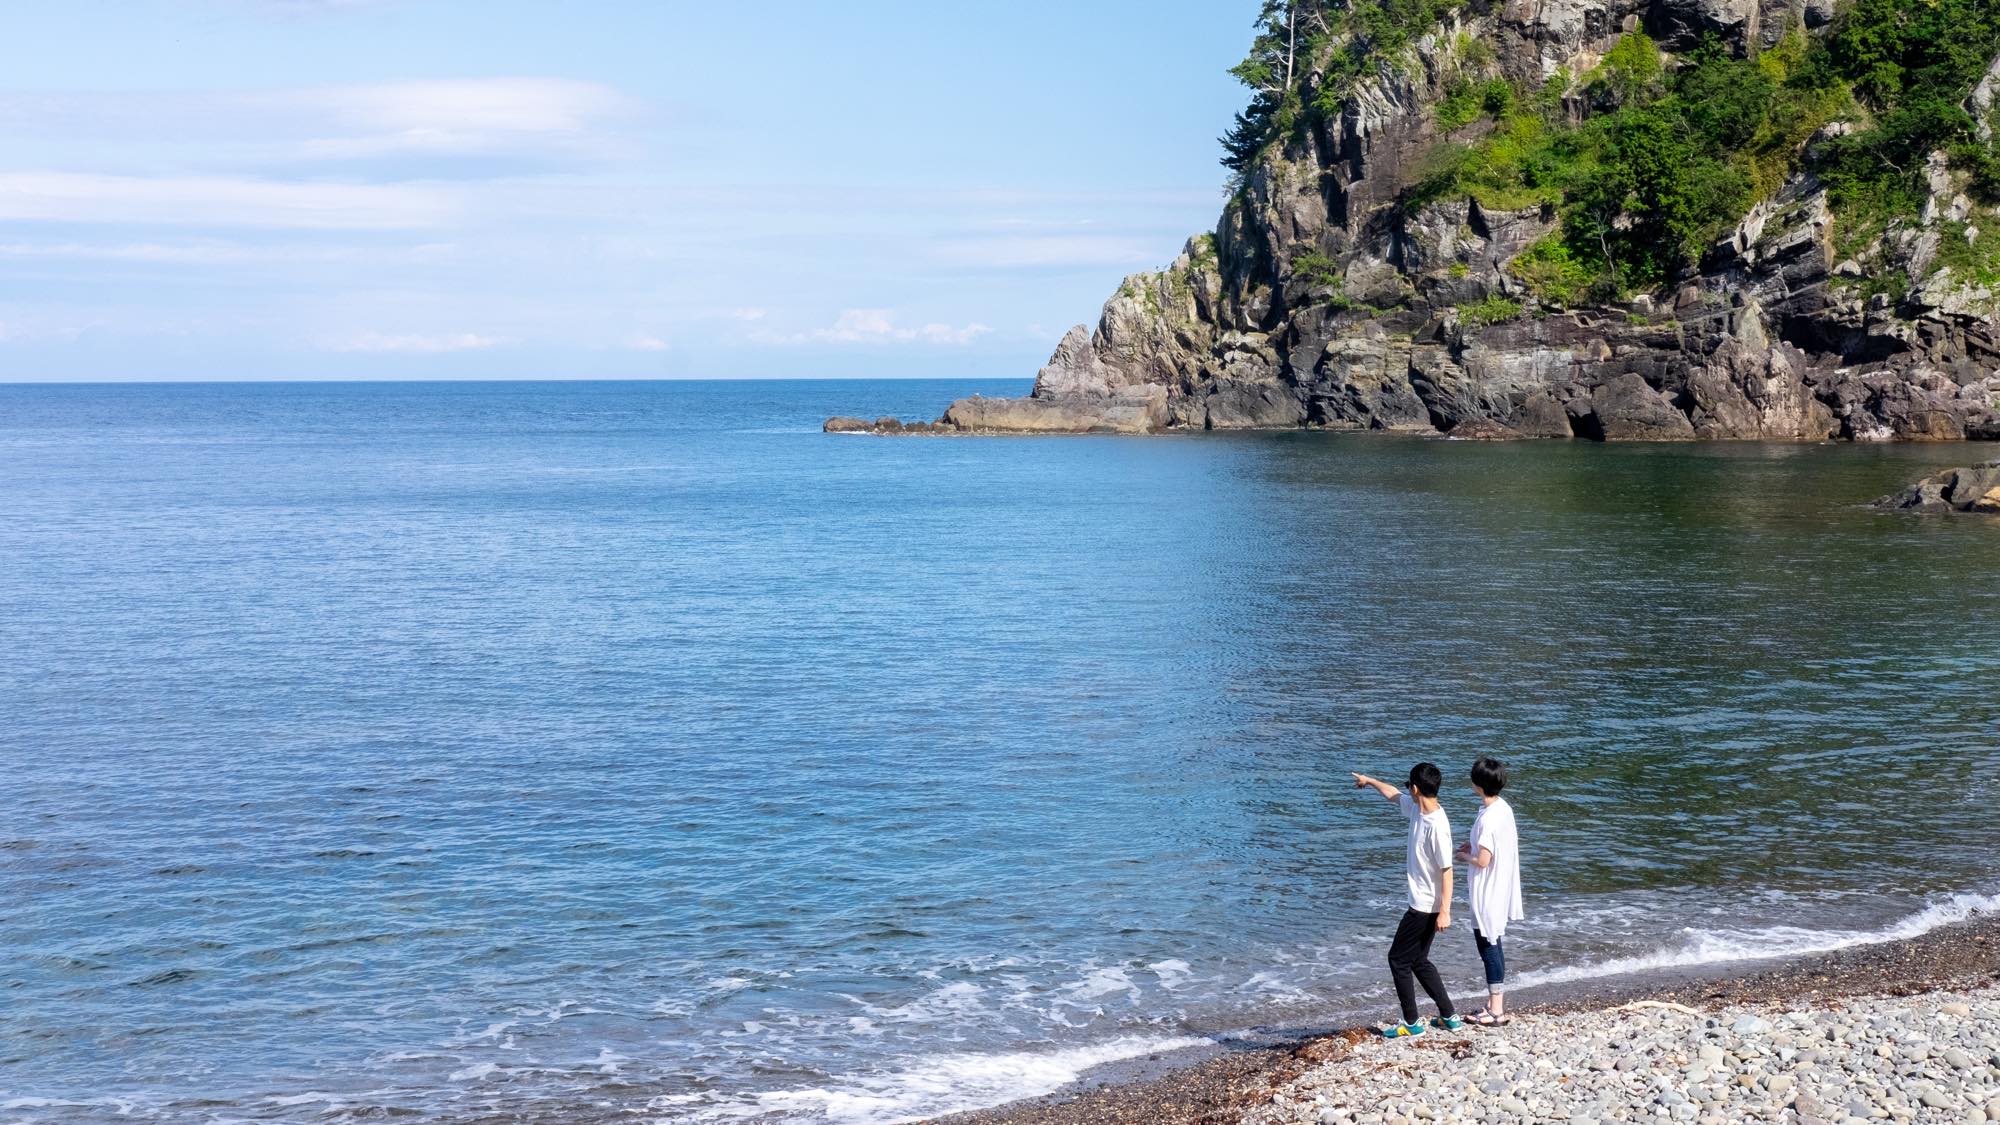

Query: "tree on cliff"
left=1221, top=1, right=1319, bottom=173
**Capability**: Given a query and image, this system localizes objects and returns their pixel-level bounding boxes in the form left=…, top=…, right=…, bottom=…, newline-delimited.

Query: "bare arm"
left=1437, top=866, right=1454, bottom=929
left=1350, top=773, right=1400, bottom=802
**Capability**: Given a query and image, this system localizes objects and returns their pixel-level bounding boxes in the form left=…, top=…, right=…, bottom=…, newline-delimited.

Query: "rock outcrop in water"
left=835, top=0, right=2000, bottom=440
left=1877, top=459, right=2000, bottom=511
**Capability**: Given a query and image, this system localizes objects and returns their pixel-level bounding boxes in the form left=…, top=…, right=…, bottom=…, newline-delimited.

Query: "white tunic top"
left=1468, top=797, right=1525, bottom=939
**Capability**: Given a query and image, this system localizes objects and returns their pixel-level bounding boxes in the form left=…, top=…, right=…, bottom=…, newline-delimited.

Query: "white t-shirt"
left=1468, top=797, right=1526, bottom=939
left=1399, top=794, right=1453, bottom=913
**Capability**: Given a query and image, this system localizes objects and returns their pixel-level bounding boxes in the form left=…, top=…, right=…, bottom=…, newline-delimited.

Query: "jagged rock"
left=1571, top=374, right=1698, bottom=441
left=1506, top=391, right=1577, bottom=438
left=942, top=386, right=1168, bottom=434
left=824, top=416, right=872, bottom=433
left=1308, top=332, right=1433, bottom=430
left=1877, top=460, right=2000, bottom=511
left=1205, top=379, right=1305, bottom=429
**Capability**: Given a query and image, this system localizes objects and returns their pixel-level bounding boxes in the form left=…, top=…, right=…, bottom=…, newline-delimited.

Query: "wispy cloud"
left=0, top=238, right=458, bottom=265
left=0, top=172, right=456, bottom=229
left=327, top=331, right=504, bottom=353
left=0, top=79, right=638, bottom=174
left=763, top=309, right=992, bottom=347
left=294, top=79, right=634, bottom=161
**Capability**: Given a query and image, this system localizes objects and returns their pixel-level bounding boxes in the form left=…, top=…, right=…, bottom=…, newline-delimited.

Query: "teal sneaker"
left=1431, top=1015, right=1465, bottom=1031
left=1379, top=1021, right=1426, bottom=1039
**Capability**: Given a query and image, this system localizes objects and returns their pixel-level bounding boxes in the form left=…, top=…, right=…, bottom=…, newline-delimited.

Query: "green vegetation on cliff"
left=1222, top=0, right=1461, bottom=176
left=1220, top=0, right=2000, bottom=299
left=1421, top=31, right=1843, bottom=296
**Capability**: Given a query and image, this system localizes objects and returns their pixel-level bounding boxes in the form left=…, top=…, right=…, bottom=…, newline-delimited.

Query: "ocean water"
left=2, top=379, right=1997, bottom=1124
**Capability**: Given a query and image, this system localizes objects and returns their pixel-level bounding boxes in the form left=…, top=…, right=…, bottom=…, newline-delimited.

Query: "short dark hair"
left=1470, top=757, right=1507, bottom=796
left=1408, top=762, right=1442, bottom=798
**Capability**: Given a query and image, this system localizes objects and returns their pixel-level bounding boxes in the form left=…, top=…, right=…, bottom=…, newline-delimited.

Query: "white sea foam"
left=1238, top=970, right=1317, bottom=1005
left=0, top=1096, right=138, bottom=1114
left=668, top=1034, right=1211, bottom=1125
left=839, top=980, right=988, bottom=1025
left=444, top=1018, right=517, bottom=1047
left=1064, top=966, right=1139, bottom=1001
left=1514, top=889, right=2000, bottom=989
left=1148, top=958, right=1193, bottom=991
left=447, top=1061, right=503, bottom=1082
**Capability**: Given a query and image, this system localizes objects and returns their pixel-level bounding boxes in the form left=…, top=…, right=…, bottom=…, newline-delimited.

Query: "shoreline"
left=930, top=912, right=2000, bottom=1125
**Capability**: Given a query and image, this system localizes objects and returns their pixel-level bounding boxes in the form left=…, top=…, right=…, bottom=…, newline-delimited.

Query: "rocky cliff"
left=876, top=0, right=2000, bottom=440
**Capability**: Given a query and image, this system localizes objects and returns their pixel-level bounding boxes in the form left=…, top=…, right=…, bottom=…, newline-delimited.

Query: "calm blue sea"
left=2, top=379, right=1997, bottom=1123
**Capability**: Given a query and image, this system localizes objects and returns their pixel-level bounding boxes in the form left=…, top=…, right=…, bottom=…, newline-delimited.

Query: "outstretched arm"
left=1351, top=773, right=1400, bottom=802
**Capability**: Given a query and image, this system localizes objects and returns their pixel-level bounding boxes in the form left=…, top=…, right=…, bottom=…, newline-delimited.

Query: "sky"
left=0, top=0, right=1258, bottom=381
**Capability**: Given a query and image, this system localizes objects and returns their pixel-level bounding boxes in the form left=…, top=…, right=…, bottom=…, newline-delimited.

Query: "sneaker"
left=1431, top=1015, right=1465, bottom=1031
left=1378, top=1021, right=1426, bottom=1039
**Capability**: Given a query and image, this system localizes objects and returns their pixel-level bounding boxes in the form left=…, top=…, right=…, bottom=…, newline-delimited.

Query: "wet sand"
left=931, top=913, right=2000, bottom=1125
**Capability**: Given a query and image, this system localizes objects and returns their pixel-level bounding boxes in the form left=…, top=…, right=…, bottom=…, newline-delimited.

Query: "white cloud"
left=771, top=308, right=991, bottom=347
left=295, top=79, right=632, bottom=160
left=0, top=239, right=458, bottom=265
left=626, top=334, right=670, bottom=351
left=328, top=331, right=504, bottom=353
left=320, top=79, right=625, bottom=135
left=0, top=172, right=455, bottom=229
left=0, top=78, right=636, bottom=169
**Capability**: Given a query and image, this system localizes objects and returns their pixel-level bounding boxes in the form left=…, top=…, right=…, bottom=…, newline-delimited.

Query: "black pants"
left=1387, top=908, right=1455, bottom=1024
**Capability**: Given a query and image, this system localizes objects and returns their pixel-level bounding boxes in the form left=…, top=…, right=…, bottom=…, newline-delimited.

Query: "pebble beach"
left=937, top=915, right=2000, bottom=1125
left=1246, top=987, right=2000, bottom=1125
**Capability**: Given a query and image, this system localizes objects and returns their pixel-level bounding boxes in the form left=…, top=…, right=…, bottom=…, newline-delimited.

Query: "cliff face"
left=924, top=0, right=2000, bottom=440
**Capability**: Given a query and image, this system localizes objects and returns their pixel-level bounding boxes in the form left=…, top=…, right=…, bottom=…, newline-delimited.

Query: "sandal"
left=1470, top=1009, right=1512, bottom=1026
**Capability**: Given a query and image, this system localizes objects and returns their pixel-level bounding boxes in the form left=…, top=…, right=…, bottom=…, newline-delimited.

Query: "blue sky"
left=0, top=1, right=1256, bottom=380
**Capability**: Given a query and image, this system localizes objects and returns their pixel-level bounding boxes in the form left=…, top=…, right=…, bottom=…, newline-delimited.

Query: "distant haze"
left=0, top=1, right=1255, bottom=381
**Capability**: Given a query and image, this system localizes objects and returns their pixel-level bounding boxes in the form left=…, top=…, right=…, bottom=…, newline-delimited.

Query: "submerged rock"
left=1446, top=417, right=1528, bottom=441
left=1876, top=460, right=2000, bottom=512
left=821, top=416, right=949, bottom=435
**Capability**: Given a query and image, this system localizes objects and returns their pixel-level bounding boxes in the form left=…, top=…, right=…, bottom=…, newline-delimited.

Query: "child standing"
left=1456, top=756, right=1524, bottom=1025
left=1352, top=764, right=1461, bottom=1038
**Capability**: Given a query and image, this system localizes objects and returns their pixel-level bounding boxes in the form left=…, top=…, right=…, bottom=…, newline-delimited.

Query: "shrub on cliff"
left=1216, top=0, right=2000, bottom=297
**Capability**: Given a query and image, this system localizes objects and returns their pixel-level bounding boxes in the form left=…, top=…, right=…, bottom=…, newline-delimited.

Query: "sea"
left=2, top=378, right=1996, bottom=1124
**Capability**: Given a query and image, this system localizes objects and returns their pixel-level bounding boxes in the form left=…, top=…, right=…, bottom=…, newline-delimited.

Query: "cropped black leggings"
left=1387, top=908, right=1455, bottom=1024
